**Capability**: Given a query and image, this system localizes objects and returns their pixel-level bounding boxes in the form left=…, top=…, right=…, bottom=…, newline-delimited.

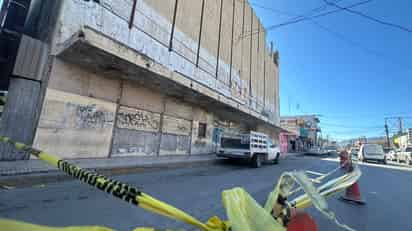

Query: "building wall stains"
left=53, top=0, right=278, bottom=120
left=111, top=106, right=161, bottom=157
left=116, top=106, right=160, bottom=133
left=33, top=88, right=116, bottom=158
left=160, top=134, right=190, bottom=156
left=75, top=104, right=113, bottom=129
left=111, top=128, right=159, bottom=157
left=162, top=115, right=191, bottom=136
left=190, top=108, right=215, bottom=155
left=21, top=0, right=281, bottom=160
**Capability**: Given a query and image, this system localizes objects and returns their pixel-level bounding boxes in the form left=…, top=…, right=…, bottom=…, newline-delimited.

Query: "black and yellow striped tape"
left=0, top=136, right=227, bottom=231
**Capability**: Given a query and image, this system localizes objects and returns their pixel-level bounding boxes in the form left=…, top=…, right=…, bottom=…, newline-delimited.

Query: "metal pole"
left=385, top=118, right=390, bottom=147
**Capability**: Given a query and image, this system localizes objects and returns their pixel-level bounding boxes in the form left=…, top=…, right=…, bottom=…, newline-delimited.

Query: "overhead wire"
left=308, top=20, right=412, bottom=71
left=320, top=123, right=383, bottom=129
left=239, top=0, right=295, bottom=17
left=235, top=0, right=412, bottom=72
left=238, top=1, right=411, bottom=138
left=240, top=0, right=373, bottom=39
left=323, top=0, right=412, bottom=34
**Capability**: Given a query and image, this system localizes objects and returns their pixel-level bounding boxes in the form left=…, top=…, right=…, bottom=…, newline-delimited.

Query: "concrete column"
left=0, top=77, right=41, bottom=160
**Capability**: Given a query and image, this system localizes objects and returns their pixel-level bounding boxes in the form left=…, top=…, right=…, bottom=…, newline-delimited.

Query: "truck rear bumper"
left=216, top=152, right=251, bottom=159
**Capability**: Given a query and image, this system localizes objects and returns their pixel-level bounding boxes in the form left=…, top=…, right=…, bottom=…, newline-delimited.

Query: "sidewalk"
left=0, top=152, right=305, bottom=180
left=0, top=154, right=218, bottom=177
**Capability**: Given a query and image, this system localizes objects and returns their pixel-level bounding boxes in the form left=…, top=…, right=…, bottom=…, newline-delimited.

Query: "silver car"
left=358, top=144, right=386, bottom=164
left=324, top=146, right=337, bottom=155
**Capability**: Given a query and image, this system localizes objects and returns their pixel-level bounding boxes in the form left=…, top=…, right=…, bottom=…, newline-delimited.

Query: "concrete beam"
left=55, top=27, right=279, bottom=130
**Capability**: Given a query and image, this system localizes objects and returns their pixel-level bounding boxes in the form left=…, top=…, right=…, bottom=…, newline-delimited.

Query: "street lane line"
left=321, top=157, right=412, bottom=172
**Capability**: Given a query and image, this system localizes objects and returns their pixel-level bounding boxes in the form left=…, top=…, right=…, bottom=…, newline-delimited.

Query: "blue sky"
left=252, top=0, right=412, bottom=141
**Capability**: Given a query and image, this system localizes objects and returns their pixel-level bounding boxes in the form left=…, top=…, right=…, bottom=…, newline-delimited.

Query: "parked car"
left=397, top=146, right=412, bottom=165
left=217, top=131, right=280, bottom=168
left=358, top=144, right=386, bottom=164
left=394, top=149, right=402, bottom=161
left=306, top=146, right=329, bottom=156
left=386, top=150, right=396, bottom=161
left=324, top=146, right=337, bottom=155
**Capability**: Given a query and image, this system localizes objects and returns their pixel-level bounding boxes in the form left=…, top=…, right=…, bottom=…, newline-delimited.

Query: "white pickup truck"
left=216, top=131, right=280, bottom=168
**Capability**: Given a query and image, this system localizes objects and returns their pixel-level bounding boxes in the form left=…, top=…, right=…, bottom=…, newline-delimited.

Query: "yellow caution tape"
left=0, top=136, right=359, bottom=231
left=0, top=218, right=114, bottom=231
left=0, top=136, right=227, bottom=231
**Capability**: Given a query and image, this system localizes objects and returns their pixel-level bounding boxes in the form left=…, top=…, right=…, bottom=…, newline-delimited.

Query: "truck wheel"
left=272, top=153, right=280, bottom=164
left=252, top=154, right=262, bottom=168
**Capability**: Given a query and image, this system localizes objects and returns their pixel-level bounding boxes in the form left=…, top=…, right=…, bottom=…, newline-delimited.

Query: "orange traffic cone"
left=287, top=211, right=318, bottom=231
left=340, top=181, right=365, bottom=204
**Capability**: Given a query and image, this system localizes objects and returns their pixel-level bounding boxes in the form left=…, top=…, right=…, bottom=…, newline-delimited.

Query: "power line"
left=320, top=122, right=383, bottom=129
left=247, top=0, right=342, bottom=18
left=240, top=0, right=373, bottom=39
left=275, top=0, right=345, bottom=22
left=309, top=20, right=412, bottom=71
left=323, top=0, right=412, bottom=34
left=240, top=1, right=412, bottom=72
left=244, top=1, right=295, bottom=17
left=320, top=113, right=412, bottom=119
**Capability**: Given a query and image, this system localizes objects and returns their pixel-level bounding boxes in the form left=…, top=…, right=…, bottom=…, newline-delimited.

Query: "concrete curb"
left=0, top=153, right=304, bottom=187
left=0, top=155, right=221, bottom=187
left=0, top=154, right=218, bottom=176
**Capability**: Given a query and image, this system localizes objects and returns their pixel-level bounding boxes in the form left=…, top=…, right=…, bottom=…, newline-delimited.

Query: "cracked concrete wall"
left=33, top=88, right=116, bottom=158
left=217, top=0, right=233, bottom=87
left=35, top=57, right=277, bottom=158
left=174, top=0, right=202, bottom=63
left=33, top=58, right=120, bottom=158
left=52, top=0, right=278, bottom=123
left=257, top=123, right=280, bottom=145
left=47, top=59, right=122, bottom=103
left=251, top=11, right=260, bottom=111
left=231, top=0, right=246, bottom=103
left=111, top=106, right=161, bottom=157
left=191, top=107, right=215, bottom=154
left=241, top=3, right=252, bottom=105
left=36, top=0, right=281, bottom=158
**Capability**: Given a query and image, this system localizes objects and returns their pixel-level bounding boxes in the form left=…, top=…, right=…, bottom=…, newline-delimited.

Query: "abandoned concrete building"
left=0, top=0, right=280, bottom=160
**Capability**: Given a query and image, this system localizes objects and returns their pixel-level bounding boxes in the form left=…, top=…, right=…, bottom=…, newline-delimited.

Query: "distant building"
left=394, top=129, right=412, bottom=149
left=280, top=115, right=321, bottom=152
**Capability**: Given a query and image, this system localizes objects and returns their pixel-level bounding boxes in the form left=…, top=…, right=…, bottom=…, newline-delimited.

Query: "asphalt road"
left=1, top=155, right=412, bottom=231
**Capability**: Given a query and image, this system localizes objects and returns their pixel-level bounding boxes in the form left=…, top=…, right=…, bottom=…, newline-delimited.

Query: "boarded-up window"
left=198, top=122, right=207, bottom=138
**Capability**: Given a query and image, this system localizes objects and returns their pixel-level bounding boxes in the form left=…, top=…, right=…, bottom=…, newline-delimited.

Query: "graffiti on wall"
left=162, top=115, right=191, bottom=136
left=116, top=106, right=160, bottom=132
left=75, top=104, right=114, bottom=129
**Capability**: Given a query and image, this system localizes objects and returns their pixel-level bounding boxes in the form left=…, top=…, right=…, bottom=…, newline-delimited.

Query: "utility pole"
left=385, top=118, right=390, bottom=147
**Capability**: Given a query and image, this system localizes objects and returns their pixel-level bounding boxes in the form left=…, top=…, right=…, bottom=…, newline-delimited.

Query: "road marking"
left=321, top=157, right=412, bottom=172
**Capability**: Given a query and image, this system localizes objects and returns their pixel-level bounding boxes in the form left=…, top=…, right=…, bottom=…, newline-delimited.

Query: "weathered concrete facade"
left=1, top=0, right=281, bottom=160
